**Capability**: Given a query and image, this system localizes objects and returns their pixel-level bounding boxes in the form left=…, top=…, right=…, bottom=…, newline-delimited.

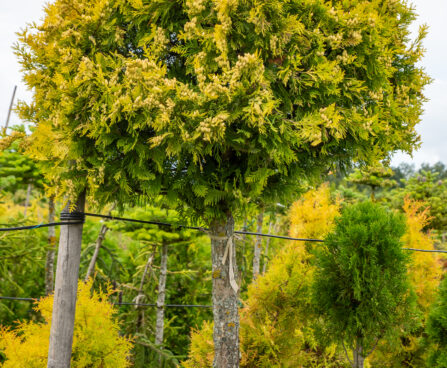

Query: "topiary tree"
left=313, top=201, right=414, bottom=368
left=426, top=275, right=447, bottom=367
left=16, top=0, right=429, bottom=365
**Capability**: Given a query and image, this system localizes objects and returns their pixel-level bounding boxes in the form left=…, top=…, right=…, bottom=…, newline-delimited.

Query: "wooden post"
left=47, top=193, right=85, bottom=368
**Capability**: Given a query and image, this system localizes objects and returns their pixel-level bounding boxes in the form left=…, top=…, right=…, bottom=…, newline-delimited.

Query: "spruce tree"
left=16, top=0, right=429, bottom=366
left=313, top=201, right=413, bottom=368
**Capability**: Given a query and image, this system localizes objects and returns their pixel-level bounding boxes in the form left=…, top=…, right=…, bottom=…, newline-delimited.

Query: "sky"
left=0, top=0, right=446, bottom=168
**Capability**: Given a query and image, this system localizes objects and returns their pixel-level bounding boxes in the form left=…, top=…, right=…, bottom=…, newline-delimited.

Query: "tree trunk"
left=47, top=193, right=85, bottom=368
left=210, top=214, right=239, bottom=368
left=252, top=210, right=264, bottom=280
left=353, top=345, right=365, bottom=368
left=84, top=224, right=109, bottom=281
left=262, top=220, right=274, bottom=275
left=135, top=249, right=155, bottom=332
left=45, top=196, right=56, bottom=295
left=155, top=242, right=168, bottom=346
left=24, top=183, right=32, bottom=217
left=84, top=204, right=115, bottom=281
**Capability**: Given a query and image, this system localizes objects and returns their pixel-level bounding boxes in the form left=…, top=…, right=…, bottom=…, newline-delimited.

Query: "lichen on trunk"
left=209, top=214, right=239, bottom=368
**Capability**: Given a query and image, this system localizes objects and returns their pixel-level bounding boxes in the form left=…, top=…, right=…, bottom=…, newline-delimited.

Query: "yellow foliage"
left=0, top=279, right=132, bottom=368
left=402, top=197, right=443, bottom=311
left=289, top=184, right=340, bottom=240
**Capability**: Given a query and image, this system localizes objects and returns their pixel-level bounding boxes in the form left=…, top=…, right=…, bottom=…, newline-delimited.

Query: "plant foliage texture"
left=313, top=201, right=413, bottom=366
left=426, top=275, right=447, bottom=367
left=0, top=280, right=132, bottom=368
left=16, top=0, right=429, bottom=217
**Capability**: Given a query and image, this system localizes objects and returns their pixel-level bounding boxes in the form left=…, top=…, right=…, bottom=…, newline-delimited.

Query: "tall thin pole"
left=47, top=193, right=85, bottom=368
left=5, top=85, right=17, bottom=131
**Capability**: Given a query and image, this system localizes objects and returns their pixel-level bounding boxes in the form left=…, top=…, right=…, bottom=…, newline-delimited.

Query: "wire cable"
left=0, top=222, right=83, bottom=232
left=2, top=212, right=447, bottom=253
left=0, top=296, right=211, bottom=308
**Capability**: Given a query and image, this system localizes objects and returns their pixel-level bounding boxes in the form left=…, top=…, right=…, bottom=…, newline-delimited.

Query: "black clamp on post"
left=60, top=211, right=85, bottom=224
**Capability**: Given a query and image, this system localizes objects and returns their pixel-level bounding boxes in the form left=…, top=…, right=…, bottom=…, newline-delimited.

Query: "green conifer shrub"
left=313, top=201, right=414, bottom=368
left=426, top=276, right=447, bottom=367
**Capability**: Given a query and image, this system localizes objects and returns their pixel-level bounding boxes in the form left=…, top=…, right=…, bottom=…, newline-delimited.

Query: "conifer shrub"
left=313, top=201, right=414, bottom=367
left=426, top=276, right=447, bottom=367
left=0, top=280, right=132, bottom=367
left=369, top=198, right=442, bottom=367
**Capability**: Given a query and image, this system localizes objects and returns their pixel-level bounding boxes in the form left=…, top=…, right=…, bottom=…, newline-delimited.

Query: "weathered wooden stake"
left=47, top=193, right=85, bottom=368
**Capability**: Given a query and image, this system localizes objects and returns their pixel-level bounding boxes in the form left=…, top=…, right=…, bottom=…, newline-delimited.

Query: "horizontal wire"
left=1, top=213, right=446, bottom=253
left=0, top=296, right=211, bottom=308
left=0, top=222, right=83, bottom=232
left=403, top=248, right=447, bottom=253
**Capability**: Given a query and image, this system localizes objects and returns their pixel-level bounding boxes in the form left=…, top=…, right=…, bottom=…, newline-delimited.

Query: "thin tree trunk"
left=84, top=204, right=115, bottom=281
left=47, top=193, right=85, bottom=368
left=136, top=248, right=155, bottom=332
left=4, top=85, right=16, bottom=131
left=262, top=220, right=274, bottom=274
left=45, top=196, right=56, bottom=295
left=353, top=344, right=365, bottom=368
left=155, top=242, right=168, bottom=346
left=210, top=214, right=239, bottom=368
left=84, top=224, right=109, bottom=281
left=252, top=210, right=264, bottom=280
left=24, top=184, right=32, bottom=217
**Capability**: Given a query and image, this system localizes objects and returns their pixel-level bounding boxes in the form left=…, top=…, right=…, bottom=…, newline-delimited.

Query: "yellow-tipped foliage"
left=0, top=279, right=132, bottom=368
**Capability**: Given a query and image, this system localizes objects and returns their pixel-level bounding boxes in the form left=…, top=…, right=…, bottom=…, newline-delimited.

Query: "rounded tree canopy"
left=16, top=0, right=429, bottom=220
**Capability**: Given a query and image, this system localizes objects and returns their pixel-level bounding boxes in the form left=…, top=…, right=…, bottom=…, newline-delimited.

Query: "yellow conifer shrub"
left=0, top=280, right=132, bottom=368
left=403, top=198, right=443, bottom=311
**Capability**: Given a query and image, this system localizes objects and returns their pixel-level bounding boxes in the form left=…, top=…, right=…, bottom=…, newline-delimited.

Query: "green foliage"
left=347, top=164, right=396, bottom=200
left=313, top=201, right=414, bottom=362
left=17, top=0, right=429, bottom=221
left=0, top=199, right=48, bottom=325
left=0, top=280, right=132, bottom=367
left=426, top=276, right=447, bottom=367
left=77, top=205, right=212, bottom=365
left=369, top=198, right=443, bottom=367
left=0, top=139, right=44, bottom=195
left=399, top=171, right=447, bottom=231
